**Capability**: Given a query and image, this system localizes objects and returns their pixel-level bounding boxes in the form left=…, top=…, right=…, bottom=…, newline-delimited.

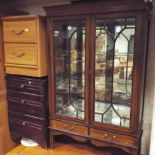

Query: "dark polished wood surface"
left=6, top=74, right=49, bottom=148
left=46, top=1, right=151, bottom=155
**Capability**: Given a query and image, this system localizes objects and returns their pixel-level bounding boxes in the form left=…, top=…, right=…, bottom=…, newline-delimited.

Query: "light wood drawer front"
left=3, top=20, right=37, bottom=43
left=5, top=43, right=38, bottom=66
left=90, top=128, right=135, bottom=147
left=51, top=120, right=88, bottom=136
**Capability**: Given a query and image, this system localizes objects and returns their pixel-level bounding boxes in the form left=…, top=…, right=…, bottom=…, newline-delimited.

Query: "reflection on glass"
left=53, top=20, right=86, bottom=119
left=94, top=18, right=135, bottom=128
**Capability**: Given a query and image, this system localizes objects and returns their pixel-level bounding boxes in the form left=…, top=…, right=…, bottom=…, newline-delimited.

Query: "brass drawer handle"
left=12, top=52, right=26, bottom=58
left=64, top=125, right=75, bottom=131
left=64, top=125, right=69, bottom=129
left=106, top=135, right=117, bottom=141
left=70, top=126, right=75, bottom=131
left=11, top=28, right=29, bottom=35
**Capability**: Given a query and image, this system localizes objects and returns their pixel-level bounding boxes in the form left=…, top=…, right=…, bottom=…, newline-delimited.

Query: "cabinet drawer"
left=6, top=77, right=45, bottom=95
left=90, top=128, right=135, bottom=147
left=5, top=43, right=38, bottom=66
left=51, top=120, right=88, bottom=136
left=9, top=112, right=45, bottom=142
left=8, top=97, right=46, bottom=117
left=3, top=20, right=37, bottom=43
left=7, top=90, right=44, bottom=104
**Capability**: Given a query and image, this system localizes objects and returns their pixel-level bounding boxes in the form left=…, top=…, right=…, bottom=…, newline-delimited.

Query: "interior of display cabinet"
left=54, top=19, right=86, bottom=120
left=93, top=17, right=135, bottom=128
left=52, top=17, right=135, bottom=128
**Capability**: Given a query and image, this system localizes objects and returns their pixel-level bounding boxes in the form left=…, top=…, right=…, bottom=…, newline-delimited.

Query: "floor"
left=6, top=137, right=129, bottom=155
left=6, top=143, right=128, bottom=155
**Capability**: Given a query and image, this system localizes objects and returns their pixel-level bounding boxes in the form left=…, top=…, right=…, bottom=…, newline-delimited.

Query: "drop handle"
left=12, top=52, right=26, bottom=58
left=11, top=28, right=29, bottom=35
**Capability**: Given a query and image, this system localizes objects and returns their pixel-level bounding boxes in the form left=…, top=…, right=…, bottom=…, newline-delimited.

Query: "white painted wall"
left=141, top=1, right=155, bottom=154
left=149, top=90, right=155, bottom=155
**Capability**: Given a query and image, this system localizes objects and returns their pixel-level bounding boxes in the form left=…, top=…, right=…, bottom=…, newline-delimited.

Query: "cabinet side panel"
left=38, top=17, right=48, bottom=77
left=0, top=21, right=5, bottom=90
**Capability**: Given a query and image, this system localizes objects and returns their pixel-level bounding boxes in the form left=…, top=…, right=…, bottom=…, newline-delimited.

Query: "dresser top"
left=2, top=15, right=43, bottom=21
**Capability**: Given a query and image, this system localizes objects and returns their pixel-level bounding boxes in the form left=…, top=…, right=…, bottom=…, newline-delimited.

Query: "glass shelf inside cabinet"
left=94, top=18, right=135, bottom=128
left=53, top=19, right=86, bottom=120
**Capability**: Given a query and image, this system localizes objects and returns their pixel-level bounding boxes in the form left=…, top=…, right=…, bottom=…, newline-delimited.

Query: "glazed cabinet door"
left=91, top=15, right=136, bottom=130
left=50, top=17, right=89, bottom=123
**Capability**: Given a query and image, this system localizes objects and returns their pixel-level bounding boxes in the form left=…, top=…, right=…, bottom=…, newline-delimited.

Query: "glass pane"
left=94, top=18, right=135, bottom=128
left=53, top=20, right=86, bottom=119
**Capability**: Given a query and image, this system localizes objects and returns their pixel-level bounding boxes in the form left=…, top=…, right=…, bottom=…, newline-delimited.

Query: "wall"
left=142, top=1, right=155, bottom=154
left=1, top=0, right=70, bottom=16
left=149, top=91, right=155, bottom=155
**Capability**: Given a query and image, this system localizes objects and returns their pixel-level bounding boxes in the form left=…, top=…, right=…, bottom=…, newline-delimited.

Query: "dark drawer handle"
left=11, top=28, right=29, bottom=35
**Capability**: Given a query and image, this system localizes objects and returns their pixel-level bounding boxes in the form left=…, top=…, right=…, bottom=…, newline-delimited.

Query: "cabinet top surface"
left=2, top=15, right=43, bottom=21
left=44, top=0, right=152, bottom=16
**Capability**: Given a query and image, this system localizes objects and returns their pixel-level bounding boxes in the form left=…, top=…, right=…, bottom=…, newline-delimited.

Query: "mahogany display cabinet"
left=45, top=0, right=152, bottom=154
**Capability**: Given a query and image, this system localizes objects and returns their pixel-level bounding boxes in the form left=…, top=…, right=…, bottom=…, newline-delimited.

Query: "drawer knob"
left=24, top=28, right=29, bottom=32
left=22, top=121, right=26, bottom=126
left=20, top=84, right=25, bottom=88
left=21, top=99, right=25, bottom=104
left=28, top=81, right=32, bottom=85
left=113, top=135, right=116, bottom=139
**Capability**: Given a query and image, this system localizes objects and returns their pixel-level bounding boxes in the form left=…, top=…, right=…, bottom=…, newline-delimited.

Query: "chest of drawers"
left=3, top=15, right=47, bottom=77
left=6, top=74, right=48, bottom=148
